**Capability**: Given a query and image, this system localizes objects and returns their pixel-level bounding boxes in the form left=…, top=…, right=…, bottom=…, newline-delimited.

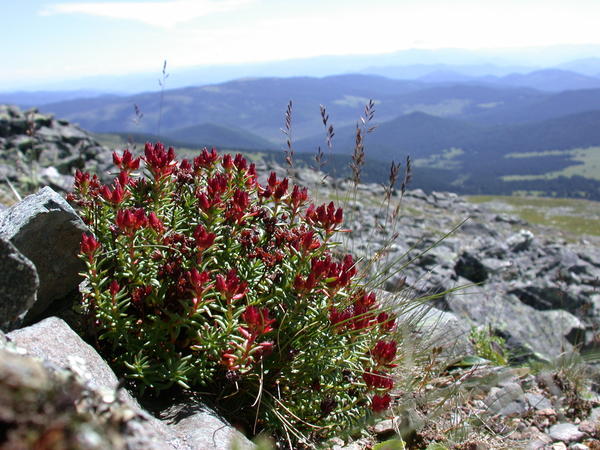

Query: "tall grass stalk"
left=157, top=60, right=169, bottom=137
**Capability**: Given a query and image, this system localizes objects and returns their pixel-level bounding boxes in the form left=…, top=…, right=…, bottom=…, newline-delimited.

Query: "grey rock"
left=484, top=382, right=527, bottom=416
left=331, top=439, right=371, bottom=450
left=372, top=418, right=396, bottom=437
left=405, top=188, right=428, bottom=200
left=495, top=213, right=527, bottom=225
left=7, top=316, right=254, bottom=450
left=460, top=221, right=500, bottom=238
left=445, top=281, right=583, bottom=359
left=507, top=229, right=535, bottom=252
left=548, top=423, right=585, bottom=443
left=480, top=257, right=512, bottom=275
left=7, top=317, right=177, bottom=449
left=455, top=251, right=489, bottom=283
left=0, top=236, right=39, bottom=331
left=0, top=186, right=88, bottom=323
left=527, top=439, right=552, bottom=450
left=524, top=393, right=553, bottom=411
left=160, top=401, right=255, bottom=450
left=378, top=288, right=473, bottom=357
left=509, top=281, right=588, bottom=312
left=569, top=444, right=590, bottom=450
left=416, top=306, right=473, bottom=357
left=7, top=317, right=133, bottom=401
left=0, top=347, right=126, bottom=449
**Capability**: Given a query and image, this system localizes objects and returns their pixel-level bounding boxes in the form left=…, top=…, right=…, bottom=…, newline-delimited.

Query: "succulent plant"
left=69, top=143, right=400, bottom=443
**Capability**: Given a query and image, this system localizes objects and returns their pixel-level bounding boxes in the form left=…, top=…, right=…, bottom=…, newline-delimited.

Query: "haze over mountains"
left=2, top=46, right=600, bottom=199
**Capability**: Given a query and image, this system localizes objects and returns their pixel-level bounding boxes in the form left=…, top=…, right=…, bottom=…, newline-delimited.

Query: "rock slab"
left=0, top=186, right=87, bottom=323
left=0, top=236, right=38, bottom=330
left=7, top=317, right=255, bottom=449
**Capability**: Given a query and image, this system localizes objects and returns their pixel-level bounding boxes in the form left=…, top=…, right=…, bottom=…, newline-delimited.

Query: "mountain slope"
left=40, top=74, right=430, bottom=141
left=39, top=75, right=548, bottom=143
left=483, top=69, right=600, bottom=92
left=296, top=112, right=483, bottom=159
left=166, top=123, right=275, bottom=149
left=0, top=90, right=118, bottom=108
left=299, top=110, right=600, bottom=160
left=467, top=88, right=600, bottom=125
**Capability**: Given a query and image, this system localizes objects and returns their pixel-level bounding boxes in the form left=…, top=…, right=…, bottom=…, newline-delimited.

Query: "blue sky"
left=3, top=0, right=600, bottom=89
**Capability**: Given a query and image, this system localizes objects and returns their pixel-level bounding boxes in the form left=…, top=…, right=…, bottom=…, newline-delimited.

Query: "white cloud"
left=41, top=0, right=254, bottom=28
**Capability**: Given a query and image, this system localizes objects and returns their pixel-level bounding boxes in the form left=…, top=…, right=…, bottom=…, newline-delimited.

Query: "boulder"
left=7, top=317, right=255, bottom=449
left=444, top=280, right=585, bottom=360
left=509, top=282, right=588, bottom=313
left=507, top=229, right=535, bottom=252
left=7, top=317, right=129, bottom=398
left=0, top=236, right=38, bottom=331
left=0, top=187, right=88, bottom=323
left=0, top=347, right=126, bottom=449
left=160, top=401, right=256, bottom=450
left=548, top=423, right=585, bottom=443
left=455, top=251, right=489, bottom=283
left=484, top=382, right=528, bottom=416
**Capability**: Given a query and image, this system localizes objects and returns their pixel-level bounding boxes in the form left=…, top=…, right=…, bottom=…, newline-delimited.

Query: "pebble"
left=568, top=444, right=589, bottom=450
left=372, top=418, right=396, bottom=437
left=549, top=423, right=585, bottom=443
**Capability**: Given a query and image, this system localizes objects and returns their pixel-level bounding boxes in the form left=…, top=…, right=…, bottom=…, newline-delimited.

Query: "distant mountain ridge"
left=6, top=67, right=600, bottom=199
left=35, top=73, right=600, bottom=142
left=297, top=110, right=600, bottom=160
left=0, top=91, right=121, bottom=107
left=166, top=123, right=276, bottom=150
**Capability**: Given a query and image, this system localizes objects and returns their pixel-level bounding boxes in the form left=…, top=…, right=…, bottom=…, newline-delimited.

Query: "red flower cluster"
left=113, top=149, right=140, bottom=172
left=186, top=268, right=211, bottom=313
left=377, top=312, right=396, bottom=332
left=115, top=208, right=148, bottom=235
left=371, top=340, right=397, bottom=367
left=293, top=255, right=334, bottom=294
left=362, top=370, right=393, bottom=390
left=73, top=170, right=100, bottom=196
left=261, top=172, right=289, bottom=201
left=73, top=141, right=398, bottom=429
left=216, top=269, right=248, bottom=302
left=290, top=228, right=320, bottom=255
left=293, top=254, right=355, bottom=295
left=193, top=147, right=219, bottom=171
left=221, top=154, right=234, bottom=171
left=193, top=225, right=216, bottom=252
left=222, top=306, right=275, bottom=371
left=241, top=306, right=275, bottom=337
left=144, top=142, right=176, bottom=180
left=80, top=233, right=100, bottom=261
left=130, top=285, right=152, bottom=315
left=101, top=183, right=127, bottom=205
left=287, top=185, right=308, bottom=215
left=109, top=280, right=120, bottom=297
left=329, top=290, right=378, bottom=331
left=148, top=212, right=165, bottom=233
left=305, top=201, right=343, bottom=234
left=371, top=394, right=391, bottom=412
left=226, top=189, right=250, bottom=224
left=363, top=339, right=398, bottom=412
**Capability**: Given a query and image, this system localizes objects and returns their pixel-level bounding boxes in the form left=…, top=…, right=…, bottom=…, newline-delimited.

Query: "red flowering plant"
left=70, top=143, right=401, bottom=444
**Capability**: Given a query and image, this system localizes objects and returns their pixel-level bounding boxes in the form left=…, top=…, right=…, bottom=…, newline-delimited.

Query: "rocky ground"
left=0, top=104, right=599, bottom=449
left=290, top=171, right=600, bottom=449
left=295, top=175, right=600, bottom=364
left=0, top=104, right=112, bottom=204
